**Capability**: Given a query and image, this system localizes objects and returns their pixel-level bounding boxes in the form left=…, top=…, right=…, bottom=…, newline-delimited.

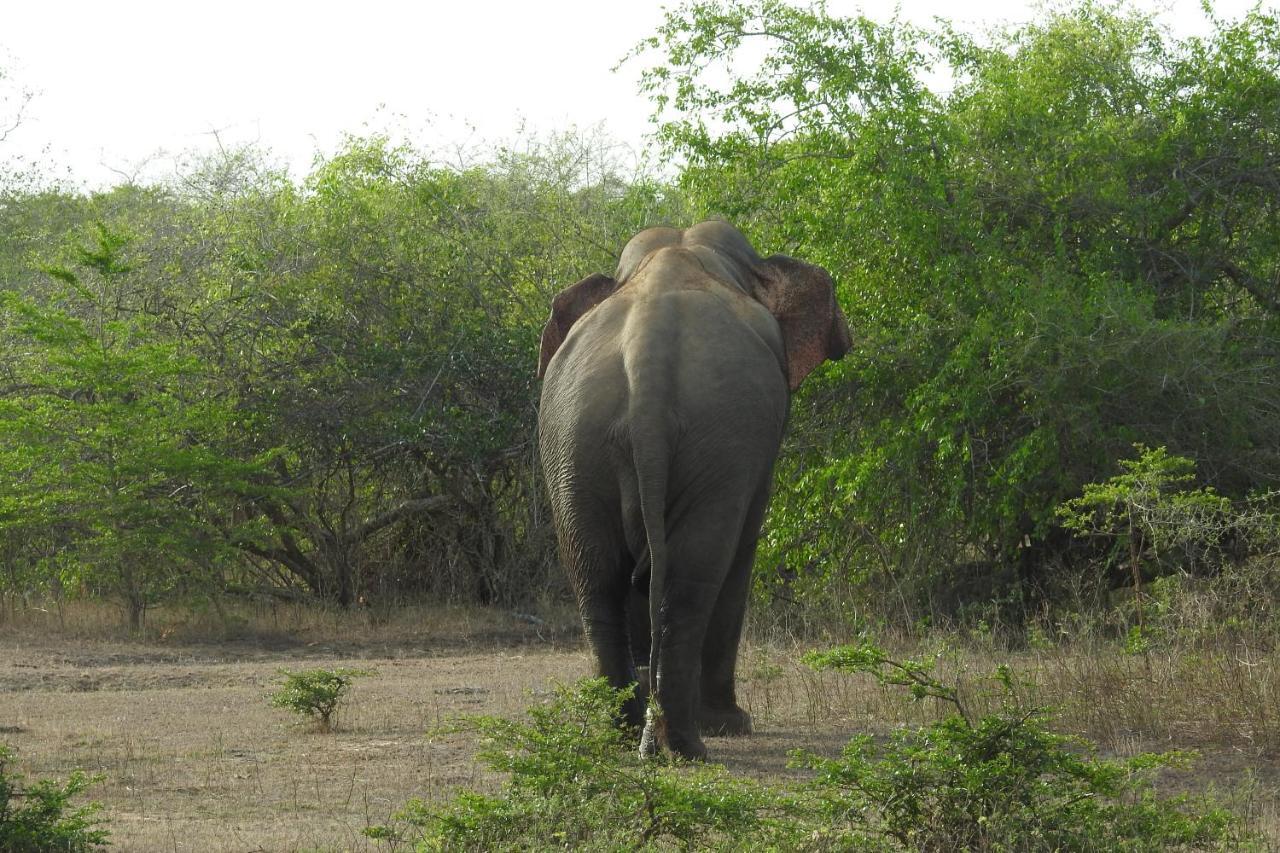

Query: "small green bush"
left=0, top=745, right=109, bottom=852
left=269, top=667, right=371, bottom=732
left=371, top=651, right=1247, bottom=851
left=366, top=679, right=802, bottom=850
left=1055, top=445, right=1280, bottom=646
left=800, top=641, right=1243, bottom=851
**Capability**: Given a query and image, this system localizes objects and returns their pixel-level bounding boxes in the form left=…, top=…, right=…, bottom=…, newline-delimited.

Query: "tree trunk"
left=127, top=593, right=145, bottom=633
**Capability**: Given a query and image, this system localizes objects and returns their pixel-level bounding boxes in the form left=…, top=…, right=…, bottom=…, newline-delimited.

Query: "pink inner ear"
left=756, top=256, right=847, bottom=391
left=781, top=288, right=837, bottom=391
left=786, top=325, right=828, bottom=391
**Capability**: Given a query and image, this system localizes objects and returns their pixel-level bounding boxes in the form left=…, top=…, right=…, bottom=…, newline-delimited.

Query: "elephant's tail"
left=632, top=425, right=669, bottom=682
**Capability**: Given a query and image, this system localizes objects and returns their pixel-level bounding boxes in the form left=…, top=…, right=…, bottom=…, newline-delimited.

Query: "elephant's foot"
left=638, top=721, right=659, bottom=758
left=699, top=704, right=753, bottom=737
left=639, top=706, right=707, bottom=761
left=616, top=667, right=650, bottom=733
left=667, top=732, right=708, bottom=761
left=620, top=694, right=647, bottom=733
left=634, top=665, right=651, bottom=706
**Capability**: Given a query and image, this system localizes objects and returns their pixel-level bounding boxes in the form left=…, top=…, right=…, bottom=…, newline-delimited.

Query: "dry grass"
left=2, top=637, right=587, bottom=849
left=0, top=596, right=582, bottom=648
left=2, top=600, right=1279, bottom=849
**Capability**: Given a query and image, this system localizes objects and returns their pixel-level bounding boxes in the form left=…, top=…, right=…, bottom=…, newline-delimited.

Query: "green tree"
left=0, top=131, right=682, bottom=612
left=211, top=134, right=685, bottom=606
left=0, top=223, right=263, bottom=628
left=636, top=0, right=1280, bottom=618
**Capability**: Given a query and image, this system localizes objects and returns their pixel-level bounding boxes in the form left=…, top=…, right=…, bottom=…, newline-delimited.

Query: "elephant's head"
left=537, top=220, right=852, bottom=390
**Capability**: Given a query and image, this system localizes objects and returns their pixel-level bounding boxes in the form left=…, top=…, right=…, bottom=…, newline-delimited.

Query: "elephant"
left=536, top=220, right=851, bottom=759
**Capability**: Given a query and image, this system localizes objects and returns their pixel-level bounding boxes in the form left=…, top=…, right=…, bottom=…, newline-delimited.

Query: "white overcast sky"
left=0, top=0, right=1268, bottom=189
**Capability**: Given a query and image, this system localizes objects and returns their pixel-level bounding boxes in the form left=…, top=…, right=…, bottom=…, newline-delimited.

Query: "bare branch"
left=356, top=495, right=451, bottom=543
left=1222, top=261, right=1280, bottom=316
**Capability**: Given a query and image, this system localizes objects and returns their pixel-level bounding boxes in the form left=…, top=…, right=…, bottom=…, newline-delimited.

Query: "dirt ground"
left=0, top=622, right=846, bottom=851
left=2, top=613, right=1278, bottom=851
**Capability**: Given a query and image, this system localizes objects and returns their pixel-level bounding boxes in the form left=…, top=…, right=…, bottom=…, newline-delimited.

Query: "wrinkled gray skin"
left=537, top=221, right=851, bottom=759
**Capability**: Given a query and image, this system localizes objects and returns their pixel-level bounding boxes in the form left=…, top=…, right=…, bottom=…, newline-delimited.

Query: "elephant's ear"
left=537, top=273, right=619, bottom=378
left=754, top=255, right=852, bottom=391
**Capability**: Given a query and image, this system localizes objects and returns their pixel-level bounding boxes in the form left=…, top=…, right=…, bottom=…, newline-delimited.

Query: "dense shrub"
left=0, top=745, right=108, bottom=852
left=636, top=0, right=1280, bottom=622
left=3, top=1, right=1279, bottom=629
left=370, top=654, right=1243, bottom=850
left=801, top=642, right=1240, bottom=851
left=365, top=680, right=797, bottom=850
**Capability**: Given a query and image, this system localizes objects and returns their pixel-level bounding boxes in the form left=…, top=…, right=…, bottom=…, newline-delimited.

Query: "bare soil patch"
left=2, top=633, right=590, bottom=851
left=2, top=619, right=1278, bottom=850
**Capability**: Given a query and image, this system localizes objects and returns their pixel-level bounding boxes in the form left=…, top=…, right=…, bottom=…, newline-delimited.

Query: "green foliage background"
left=2, top=1, right=1278, bottom=627
left=636, top=0, right=1280, bottom=622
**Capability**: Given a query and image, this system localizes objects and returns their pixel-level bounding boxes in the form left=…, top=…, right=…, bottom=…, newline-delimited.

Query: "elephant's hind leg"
left=644, top=497, right=755, bottom=760
left=572, top=543, right=646, bottom=730
left=698, top=483, right=770, bottom=737
left=697, top=550, right=754, bottom=736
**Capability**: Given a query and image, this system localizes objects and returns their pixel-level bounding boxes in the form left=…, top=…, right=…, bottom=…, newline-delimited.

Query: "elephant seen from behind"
left=537, top=220, right=850, bottom=759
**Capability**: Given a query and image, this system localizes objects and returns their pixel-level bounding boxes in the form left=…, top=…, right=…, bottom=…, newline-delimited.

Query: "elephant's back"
left=538, top=283, right=787, bottom=561
left=540, top=285, right=785, bottom=443
left=622, top=287, right=788, bottom=449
